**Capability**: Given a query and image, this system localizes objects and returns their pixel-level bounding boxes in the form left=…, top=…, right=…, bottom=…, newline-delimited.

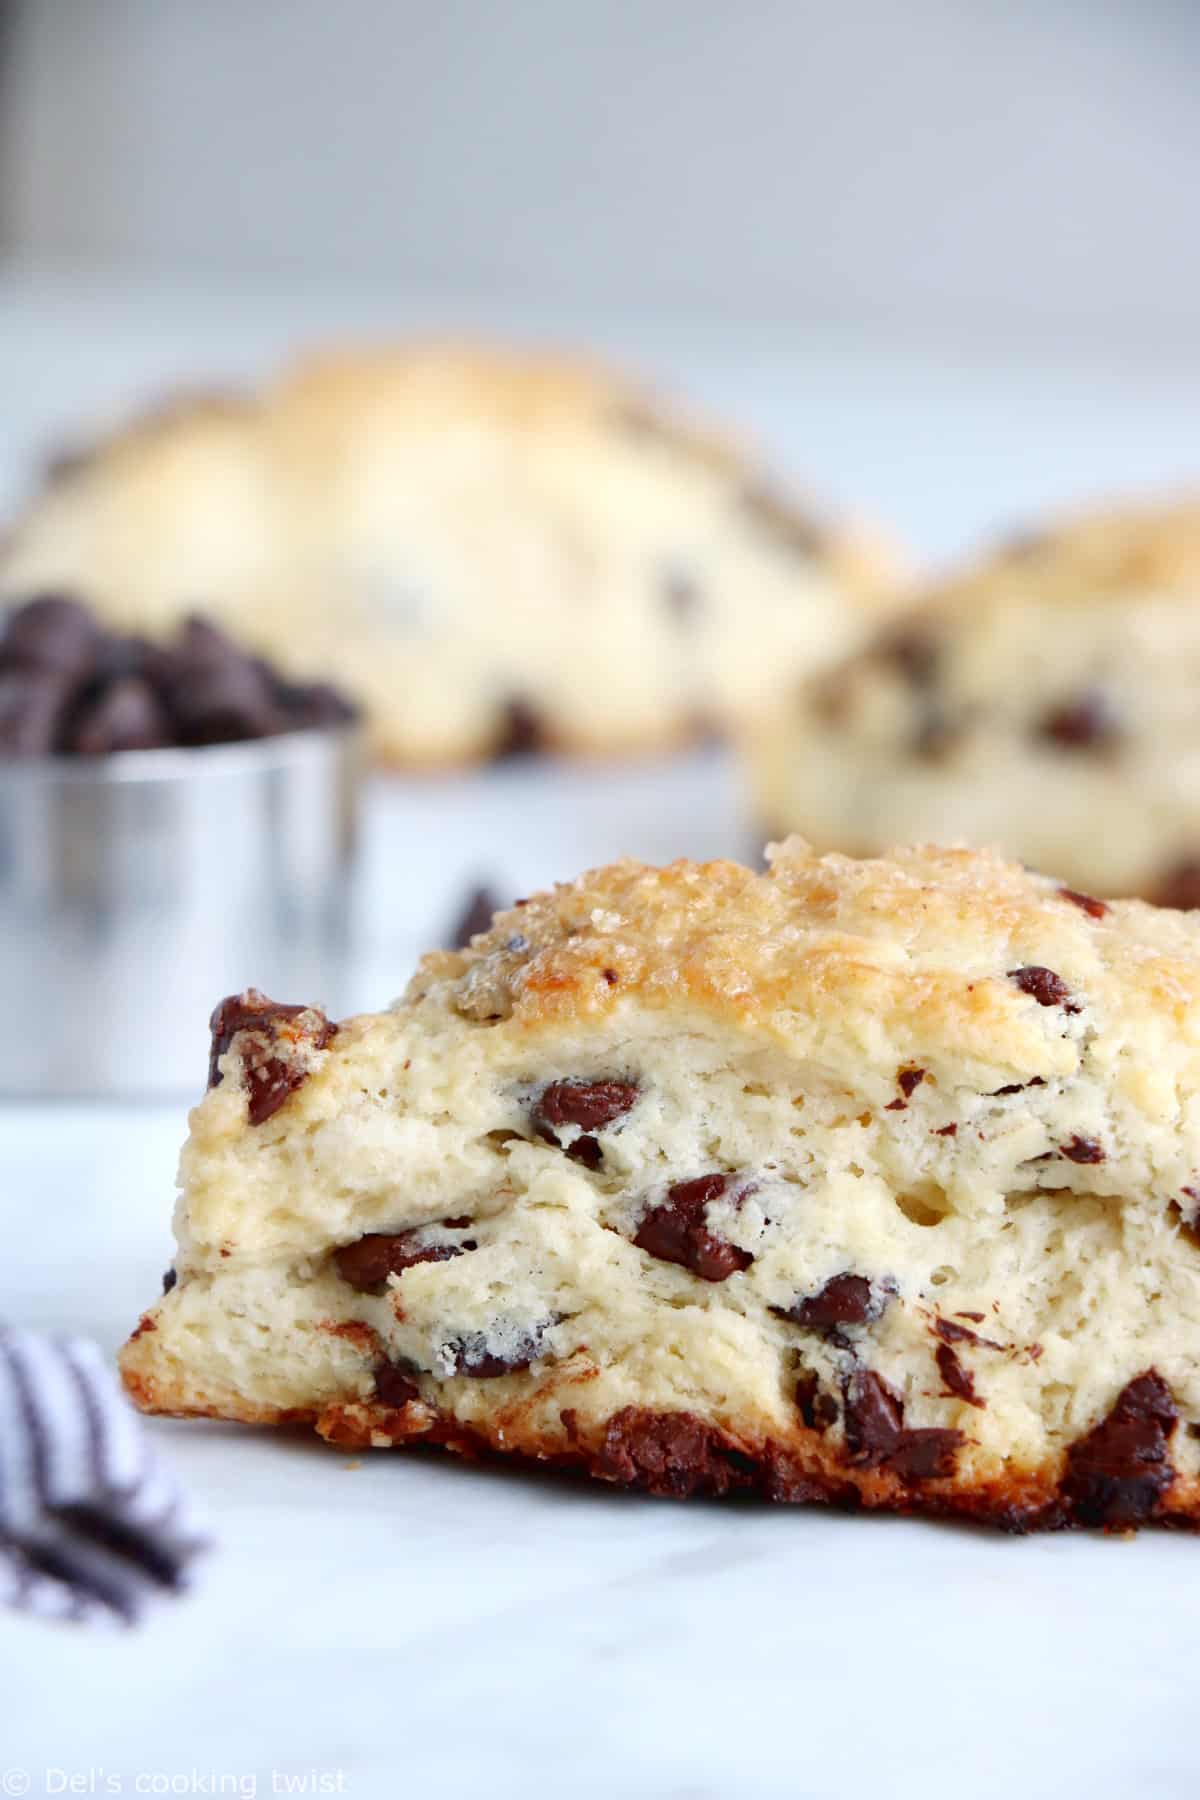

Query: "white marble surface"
left=3, top=272, right=1200, bottom=1796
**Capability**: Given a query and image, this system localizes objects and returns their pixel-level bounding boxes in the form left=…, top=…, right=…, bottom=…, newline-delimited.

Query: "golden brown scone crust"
left=750, top=493, right=1200, bottom=901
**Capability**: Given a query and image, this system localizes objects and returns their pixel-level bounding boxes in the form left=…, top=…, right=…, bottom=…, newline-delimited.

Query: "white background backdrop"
left=3, top=0, right=1200, bottom=346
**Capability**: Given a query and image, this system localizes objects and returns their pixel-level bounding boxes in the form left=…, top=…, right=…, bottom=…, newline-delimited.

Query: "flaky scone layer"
left=0, top=342, right=899, bottom=765
left=122, top=840, right=1200, bottom=1528
left=749, top=494, right=1200, bottom=903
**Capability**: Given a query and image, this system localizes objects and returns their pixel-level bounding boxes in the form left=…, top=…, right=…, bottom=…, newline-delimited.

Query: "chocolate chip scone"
left=121, top=840, right=1200, bottom=1531
left=0, top=344, right=899, bottom=765
left=749, top=496, right=1200, bottom=904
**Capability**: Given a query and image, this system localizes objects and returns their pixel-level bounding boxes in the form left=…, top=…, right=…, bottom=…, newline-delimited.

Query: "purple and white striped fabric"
left=0, top=1328, right=209, bottom=1624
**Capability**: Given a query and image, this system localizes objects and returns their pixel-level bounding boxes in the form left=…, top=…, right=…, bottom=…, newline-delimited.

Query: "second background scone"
left=748, top=495, right=1200, bottom=903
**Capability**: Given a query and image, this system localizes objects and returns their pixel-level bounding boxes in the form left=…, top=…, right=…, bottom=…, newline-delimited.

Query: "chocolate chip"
left=1008, top=965, right=1077, bottom=1010
left=68, top=675, right=171, bottom=754
left=1, top=595, right=99, bottom=673
left=170, top=658, right=282, bottom=745
left=373, top=1360, right=421, bottom=1408
left=493, top=697, right=546, bottom=758
left=887, top=1065, right=926, bottom=1109
left=444, top=1324, right=551, bottom=1378
left=1181, top=1186, right=1200, bottom=1231
left=633, top=1174, right=754, bottom=1282
left=841, top=1370, right=963, bottom=1482
left=0, top=601, right=358, bottom=759
left=934, top=1317, right=1001, bottom=1350
left=990, top=1077, right=1046, bottom=1097
left=740, top=483, right=827, bottom=557
left=533, top=1079, right=639, bottom=1168
left=0, top=666, right=75, bottom=754
left=876, top=627, right=940, bottom=689
left=564, top=1136, right=603, bottom=1169
left=795, top=1371, right=839, bottom=1433
left=1059, top=887, right=1109, bottom=920
left=1150, top=859, right=1200, bottom=911
left=334, top=1226, right=475, bottom=1291
left=535, top=1080, right=639, bottom=1132
left=173, top=615, right=241, bottom=669
left=273, top=679, right=358, bottom=730
left=774, top=1271, right=896, bottom=1334
left=934, top=1123, right=958, bottom=1137
left=161, top=1268, right=177, bottom=1295
left=662, top=567, right=701, bottom=623
left=1062, top=1371, right=1177, bottom=1529
left=1060, top=1136, right=1105, bottom=1164
left=207, top=989, right=337, bottom=1124
left=449, top=884, right=501, bottom=951
left=935, top=1342, right=983, bottom=1408
left=1038, top=689, right=1121, bottom=752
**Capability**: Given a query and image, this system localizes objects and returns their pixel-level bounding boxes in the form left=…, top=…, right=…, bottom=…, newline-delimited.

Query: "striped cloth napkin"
left=0, top=1327, right=209, bottom=1624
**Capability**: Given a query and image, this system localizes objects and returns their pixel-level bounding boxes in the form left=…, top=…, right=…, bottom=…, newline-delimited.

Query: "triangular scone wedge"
left=121, top=839, right=1200, bottom=1531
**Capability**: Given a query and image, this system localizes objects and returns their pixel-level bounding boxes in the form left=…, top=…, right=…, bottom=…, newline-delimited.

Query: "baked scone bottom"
left=120, top=843, right=1200, bottom=1531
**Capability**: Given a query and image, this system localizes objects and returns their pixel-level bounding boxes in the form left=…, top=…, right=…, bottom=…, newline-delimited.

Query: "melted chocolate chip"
left=334, top=1226, right=476, bottom=1291
left=841, top=1370, right=964, bottom=1482
left=494, top=697, right=546, bottom=758
left=934, top=1316, right=1002, bottom=1350
left=444, top=1324, right=551, bottom=1378
left=449, top=884, right=501, bottom=950
left=775, top=1271, right=896, bottom=1334
left=533, top=1079, right=639, bottom=1170
left=1059, top=887, right=1109, bottom=920
left=597, top=1407, right=768, bottom=1499
left=373, top=1359, right=422, bottom=1408
left=1060, top=1136, right=1105, bottom=1164
left=1008, top=965, right=1077, bottom=1010
left=633, top=1174, right=754, bottom=1283
left=535, top=1080, right=639, bottom=1132
left=1062, top=1371, right=1177, bottom=1529
left=207, top=990, right=337, bottom=1125
left=795, top=1371, right=839, bottom=1433
left=1038, top=690, right=1121, bottom=752
left=1150, top=859, right=1200, bottom=912
left=935, top=1342, right=983, bottom=1408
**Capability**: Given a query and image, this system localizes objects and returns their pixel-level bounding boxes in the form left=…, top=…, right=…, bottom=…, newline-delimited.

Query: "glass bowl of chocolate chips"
left=0, top=597, right=362, bottom=1097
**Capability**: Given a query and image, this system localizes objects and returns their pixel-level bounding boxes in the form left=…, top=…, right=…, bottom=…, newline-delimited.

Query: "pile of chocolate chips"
left=0, top=596, right=358, bottom=758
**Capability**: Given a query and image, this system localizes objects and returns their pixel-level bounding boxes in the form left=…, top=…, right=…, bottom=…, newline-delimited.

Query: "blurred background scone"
left=0, top=344, right=901, bottom=767
left=749, top=496, right=1200, bottom=903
